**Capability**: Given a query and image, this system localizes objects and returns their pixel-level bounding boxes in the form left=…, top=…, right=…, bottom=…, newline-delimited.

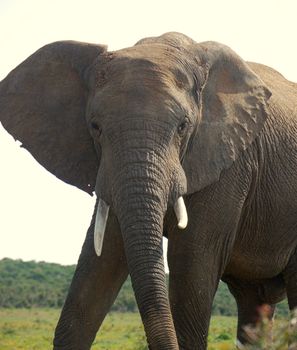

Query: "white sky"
left=0, top=0, right=296, bottom=266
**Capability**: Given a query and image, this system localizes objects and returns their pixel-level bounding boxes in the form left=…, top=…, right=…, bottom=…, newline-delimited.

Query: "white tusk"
left=94, top=198, right=110, bottom=256
left=174, top=196, right=188, bottom=229
left=236, top=339, right=245, bottom=349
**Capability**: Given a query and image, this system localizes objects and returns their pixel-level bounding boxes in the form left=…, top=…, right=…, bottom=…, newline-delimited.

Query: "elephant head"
left=0, top=32, right=270, bottom=349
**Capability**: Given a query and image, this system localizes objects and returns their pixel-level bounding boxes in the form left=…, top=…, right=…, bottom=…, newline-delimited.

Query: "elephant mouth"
left=94, top=196, right=188, bottom=256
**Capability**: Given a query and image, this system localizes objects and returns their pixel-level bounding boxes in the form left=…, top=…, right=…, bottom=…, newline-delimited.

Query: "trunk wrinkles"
left=111, top=156, right=179, bottom=349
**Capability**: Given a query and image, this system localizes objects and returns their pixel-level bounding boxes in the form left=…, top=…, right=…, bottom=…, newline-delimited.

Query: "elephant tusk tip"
left=94, top=244, right=102, bottom=256
left=174, top=196, right=188, bottom=230
left=177, top=219, right=188, bottom=230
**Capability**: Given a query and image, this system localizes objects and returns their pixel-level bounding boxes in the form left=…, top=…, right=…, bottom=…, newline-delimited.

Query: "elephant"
left=0, top=31, right=297, bottom=349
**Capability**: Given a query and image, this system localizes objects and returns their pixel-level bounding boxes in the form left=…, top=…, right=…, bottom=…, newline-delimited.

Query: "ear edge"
left=0, top=41, right=107, bottom=195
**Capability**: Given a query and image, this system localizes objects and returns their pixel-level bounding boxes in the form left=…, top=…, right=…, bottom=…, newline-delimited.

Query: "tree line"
left=0, top=258, right=288, bottom=316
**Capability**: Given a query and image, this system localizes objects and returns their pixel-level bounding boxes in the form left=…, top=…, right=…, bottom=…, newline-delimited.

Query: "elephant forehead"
left=91, top=84, right=184, bottom=124
left=97, top=59, right=174, bottom=93
left=89, top=52, right=195, bottom=120
left=94, top=44, right=197, bottom=91
left=90, top=78, right=192, bottom=129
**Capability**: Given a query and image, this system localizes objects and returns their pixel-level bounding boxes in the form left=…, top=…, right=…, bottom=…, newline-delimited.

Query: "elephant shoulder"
left=247, top=62, right=287, bottom=80
left=247, top=61, right=297, bottom=93
left=247, top=61, right=297, bottom=119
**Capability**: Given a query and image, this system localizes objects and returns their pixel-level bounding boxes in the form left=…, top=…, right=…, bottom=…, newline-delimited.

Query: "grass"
left=208, top=316, right=237, bottom=350
left=0, top=308, right=238, bottom=349
left=0, top=308, right=57, bottom=350
left=92, top=313, right=147, bottom=350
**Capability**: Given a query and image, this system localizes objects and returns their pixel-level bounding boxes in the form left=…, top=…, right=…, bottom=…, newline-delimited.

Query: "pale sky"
left=0, top=0, right=296, bottom=266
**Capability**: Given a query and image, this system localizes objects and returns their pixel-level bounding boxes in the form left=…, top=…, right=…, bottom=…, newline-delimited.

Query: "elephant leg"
left=281, top=250, right=297, bottom=350
left=168, top=261, right=219, bottom=350
left=53, top=204, right=128, bottom=350
left=167, top=212, right=234, bottom=349
left=226, top=278, right=275, bottom=348
left=283, top=251, right=297, bottom=350
left=166, top=173, right=250, bottom=350
left=283, top=249, right=297, bottom=311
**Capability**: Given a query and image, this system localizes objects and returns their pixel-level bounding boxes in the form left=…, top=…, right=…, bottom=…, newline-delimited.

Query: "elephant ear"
left=183, top=41, right=271, bottom=194
left=0, top=41, right=107, bottom=195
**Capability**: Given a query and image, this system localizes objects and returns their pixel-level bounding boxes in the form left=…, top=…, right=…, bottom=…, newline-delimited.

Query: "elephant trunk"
left=111, top=161, right=179, bottom=349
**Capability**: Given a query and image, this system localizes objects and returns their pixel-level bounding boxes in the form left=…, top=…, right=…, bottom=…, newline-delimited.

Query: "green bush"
left=0, top=258, right=290, bottom=319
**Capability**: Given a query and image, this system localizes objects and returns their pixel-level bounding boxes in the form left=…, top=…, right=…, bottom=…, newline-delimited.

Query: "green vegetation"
left=0, top=258, right=293, bottom=349
left=0, top=308, right=58, bottom=350
left=0, top=258, right=75, bottom=308
left=0, top=308, right=238, bottom=349
left=0, top=258, right=289, bottom=317
left=0, top=309, right=146, bottom=350
left=0, top=308, right=295, bottom=350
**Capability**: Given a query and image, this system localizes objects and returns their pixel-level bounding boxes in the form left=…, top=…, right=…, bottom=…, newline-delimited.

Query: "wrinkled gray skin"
left=1, top=32, right=297, bottom=349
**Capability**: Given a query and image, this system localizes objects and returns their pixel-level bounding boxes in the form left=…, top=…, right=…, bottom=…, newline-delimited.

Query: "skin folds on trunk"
left=93, top=120, right=184, bottom=348
left=112, top=171, right=179, bottom=349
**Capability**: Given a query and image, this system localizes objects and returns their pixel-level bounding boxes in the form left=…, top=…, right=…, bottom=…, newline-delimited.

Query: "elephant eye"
left=90, top=121, right=102, bottom=137
left=91, top=121, right=100, bottom=130
left=178, top=117, right=190, bottom=136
